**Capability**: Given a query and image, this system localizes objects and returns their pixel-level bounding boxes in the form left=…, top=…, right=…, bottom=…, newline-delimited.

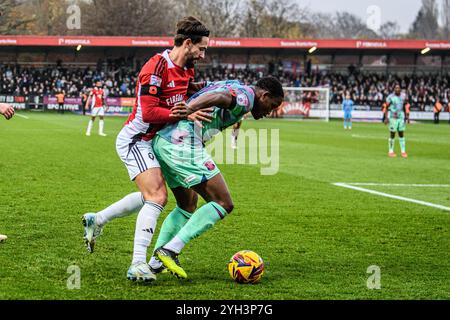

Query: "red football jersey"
left=124, top=50, right=195, bottom=141
left=91, top=88, right=104, bottom=108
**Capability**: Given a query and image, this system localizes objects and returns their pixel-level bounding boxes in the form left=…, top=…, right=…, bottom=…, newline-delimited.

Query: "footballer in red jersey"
left=82, top=16, right=212, bottom=282
left=85, top=81, right=107, bottom=136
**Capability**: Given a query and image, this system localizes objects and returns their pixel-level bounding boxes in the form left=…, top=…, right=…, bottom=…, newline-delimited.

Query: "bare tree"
left=379, top=21, right=401, bottom=39
left=176, top=0, right=242, bottom=37
left=442, top=0, right=450, bottom=39
left=239, top=0, right=308, bottom=38
left=306, top=11, right=378, bottom=39
left=409, top=0, right=440, bottom=39
left=80, top=0, right=174, bottom=36
left=0, top=0, right=38, bottom=34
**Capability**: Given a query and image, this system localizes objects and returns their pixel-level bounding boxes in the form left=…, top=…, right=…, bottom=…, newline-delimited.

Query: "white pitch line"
left=346, top=183, right=450, bottom=188
left=15, top=113, right=29, bottom=119
left=333, top=182, right=450, bottom=212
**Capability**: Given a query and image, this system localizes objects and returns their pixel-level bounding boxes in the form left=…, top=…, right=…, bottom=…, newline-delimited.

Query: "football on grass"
left=228, top=250, right=265, bottom=284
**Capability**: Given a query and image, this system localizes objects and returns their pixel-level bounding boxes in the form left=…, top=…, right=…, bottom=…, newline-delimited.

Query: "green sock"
left=177, top=202, right=228, bottom=245
left=399, top=137, right=406, bottom=153
left=153, top=207, right=192, bottom=250
left=389, top=138, right=395, bottom=153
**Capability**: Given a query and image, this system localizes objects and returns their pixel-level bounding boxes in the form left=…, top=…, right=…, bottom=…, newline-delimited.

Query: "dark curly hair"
left=255, top=77, right=284, bottom=98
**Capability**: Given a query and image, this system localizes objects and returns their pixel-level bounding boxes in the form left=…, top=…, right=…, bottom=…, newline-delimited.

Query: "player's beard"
left=185, top=57, right=196, bottom=69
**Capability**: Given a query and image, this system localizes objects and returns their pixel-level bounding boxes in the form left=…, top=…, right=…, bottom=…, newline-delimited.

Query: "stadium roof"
left=1, top=36, right=450, bottom=50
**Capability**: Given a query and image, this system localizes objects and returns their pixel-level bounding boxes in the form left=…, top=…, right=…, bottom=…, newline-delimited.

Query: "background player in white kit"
left=85, top=81, right=107, bottom=136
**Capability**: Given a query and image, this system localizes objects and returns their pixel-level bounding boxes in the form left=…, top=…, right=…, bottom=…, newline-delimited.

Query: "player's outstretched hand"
left=0, top=103, right=15, bottom=120
left=169, top=102, right=189, bottom=119
left=187, top=109, right=213, bottom=128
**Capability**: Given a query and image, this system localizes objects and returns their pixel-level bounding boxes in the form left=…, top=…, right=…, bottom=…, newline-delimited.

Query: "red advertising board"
left=1, top=36, right=449, bottom=50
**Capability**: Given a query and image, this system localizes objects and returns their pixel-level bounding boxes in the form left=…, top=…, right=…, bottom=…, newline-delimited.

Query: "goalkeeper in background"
left=342, top=93, right=354, bottom=130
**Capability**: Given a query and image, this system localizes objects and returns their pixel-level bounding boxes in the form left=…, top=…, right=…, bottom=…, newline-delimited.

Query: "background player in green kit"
left=384, top=84, right=408, bottom=158
left=148, top=77, right=284, bottom=279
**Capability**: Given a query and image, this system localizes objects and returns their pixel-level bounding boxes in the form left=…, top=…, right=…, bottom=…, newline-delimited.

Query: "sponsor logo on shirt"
left=167, top=80, right=176, bottom=88
left=166, top=94, right=184, bottom=106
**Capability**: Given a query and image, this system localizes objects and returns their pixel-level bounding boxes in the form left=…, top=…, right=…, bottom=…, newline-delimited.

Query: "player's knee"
left=141, top=186, right=168, bottom=207
left=180, top=203, right=197, bottom=213
left=216, top=200, right=234, bottom=214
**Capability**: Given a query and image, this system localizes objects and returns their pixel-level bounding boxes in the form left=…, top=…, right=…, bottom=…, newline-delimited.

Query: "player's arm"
left=187, top=80, right=208, bottom=97
left=184, top=91, right=234, bottom=114
left=383, top=99, right=390, bottom=124
left=0, top=103, right=15, bottom=120
left=404, top=103, right=410, bottom=122
left=169, top=91, right=233, bottom=124
left=102, top=92, right=108, bottom=112
left=85, top=91, right=92, bottom=110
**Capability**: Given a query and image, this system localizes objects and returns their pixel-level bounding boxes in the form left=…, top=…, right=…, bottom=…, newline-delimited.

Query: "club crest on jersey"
left=237, top=93, right=249, bottom=106
left=150, top=75, right=162, bottom=87
left=204, top=161, right=216, bottom=171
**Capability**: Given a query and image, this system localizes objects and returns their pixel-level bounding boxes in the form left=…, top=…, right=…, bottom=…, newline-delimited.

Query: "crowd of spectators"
left=1, top=61, right=450, bottom=111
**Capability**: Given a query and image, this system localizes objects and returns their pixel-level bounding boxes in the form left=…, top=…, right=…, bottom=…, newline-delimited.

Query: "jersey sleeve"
left=386, top=94, right=392, bottom=105
left=138, top=56, right=174, bottom=124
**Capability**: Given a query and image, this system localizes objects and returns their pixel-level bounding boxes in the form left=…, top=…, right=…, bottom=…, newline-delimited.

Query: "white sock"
left=86, top=120, right=93, bottom=134
left=96, top=192, right=144, bottom=227
left=163, top=235, right=186, bottom=254
left=99, top=119, right=104, bottom=134
left=132, top=201, right=164, bottom=265
left=231, top=129, right=239, bottom=140
left=149, top=256, right=163, bottom=269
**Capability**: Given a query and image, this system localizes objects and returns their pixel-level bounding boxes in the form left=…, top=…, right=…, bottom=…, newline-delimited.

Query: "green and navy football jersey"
left=386, top=93, right=405, bottom=120
left=157, top=80, right=255, bottom=144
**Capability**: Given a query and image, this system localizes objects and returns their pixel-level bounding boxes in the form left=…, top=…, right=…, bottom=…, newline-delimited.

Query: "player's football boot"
left=99, top=132, right=107, bottom=137
left=388, top=152, right=397, bottom=158
left=0, top=234, right=7, bottom=243
left=127, top=262, right=157, bottom=282
left=155, top=247, right=187, bottom=279
left=82, top=213, right=103, bottom=253
left=148, top=256, right=168, bottom=274
left=401, top=152, right=408, bottom=158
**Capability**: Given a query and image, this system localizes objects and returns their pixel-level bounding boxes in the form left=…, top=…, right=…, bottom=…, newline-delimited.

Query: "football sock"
left=86, top=120, right=93, bottom=134
left=153, top=206, right=192, bottom=251
left=95, top=192, right=144, bottom=227
left=399, top=137, right=406, bottom=153
left=149, top=207, right=192, bottom=267
left=163, top=202, right=228, bottom=254
left=99, top=119, right=104, bottom=134
left=389, top=138, right=395, bottom=153
left=131, top=201, right=164, bottom=265
left=231, top=129, right=239, bottom=144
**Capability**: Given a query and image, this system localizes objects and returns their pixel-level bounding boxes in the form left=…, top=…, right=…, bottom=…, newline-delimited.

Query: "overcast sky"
left=297, top=0, right=426, bottom=33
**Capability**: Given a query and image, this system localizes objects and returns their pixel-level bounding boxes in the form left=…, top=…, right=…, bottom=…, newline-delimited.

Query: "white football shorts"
left=116, top=127, right=160, bottom=180
left=91, top=106, right=105, bottom=117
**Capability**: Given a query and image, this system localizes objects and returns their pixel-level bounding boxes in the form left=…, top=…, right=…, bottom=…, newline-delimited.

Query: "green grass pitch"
left=0, top=112, right=449, bottom=299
